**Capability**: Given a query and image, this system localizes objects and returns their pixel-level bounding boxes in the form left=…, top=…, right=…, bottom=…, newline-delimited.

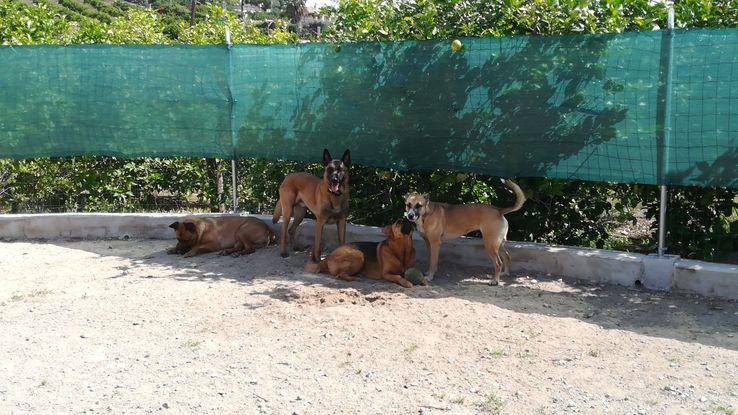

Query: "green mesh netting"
left=1, top=28, right=736, bottom=188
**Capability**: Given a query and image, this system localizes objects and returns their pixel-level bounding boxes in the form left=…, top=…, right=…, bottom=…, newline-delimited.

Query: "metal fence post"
left=223, top=1, right=239, bottom=213
left=657, top=6, right=675, bottom=256
left=231, top=158, right=238, bottom=212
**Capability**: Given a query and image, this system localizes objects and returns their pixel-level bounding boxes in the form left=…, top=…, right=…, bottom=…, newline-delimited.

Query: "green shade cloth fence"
left=1, top=28, right=736, bottom=188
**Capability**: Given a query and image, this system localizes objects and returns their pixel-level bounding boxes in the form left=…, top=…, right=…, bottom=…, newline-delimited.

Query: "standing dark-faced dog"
left=304, top=219, right=420, bottom=288
left=404, top=179, right=525, bottom=285
left=168, top=216, right=275, bottom=257
left=272, top=148, right=351, bottom=261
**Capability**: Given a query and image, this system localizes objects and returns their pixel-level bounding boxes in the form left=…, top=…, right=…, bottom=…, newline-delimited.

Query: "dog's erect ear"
left=400, top=218, right=413, bottom=235
left=341, top=149, right=351, bottom=167
left=183, top=222, right=196, bottom=234
left=422, top=193, right=430, bottom=201
left=168, top=221, right=179, bottom=230
left=322, top=148, right=332, bottom=166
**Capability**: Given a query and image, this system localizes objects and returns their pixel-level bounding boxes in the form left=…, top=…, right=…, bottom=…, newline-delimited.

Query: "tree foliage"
left=178, top=3, right=296, bottom=44
left=0, top=0, right=71, bottom=44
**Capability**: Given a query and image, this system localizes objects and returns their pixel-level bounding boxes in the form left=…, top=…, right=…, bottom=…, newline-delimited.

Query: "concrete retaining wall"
left=1, top=213, right=736, bottom=300
left=0, top=213, right=181, bottom=240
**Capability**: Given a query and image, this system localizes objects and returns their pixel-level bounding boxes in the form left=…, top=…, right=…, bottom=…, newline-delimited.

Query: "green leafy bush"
left=83, top=0, right=123, bottom=17
left=76, top=8, right=171, bottom=43
left=57, top=0, right=112, bottom=22
left=177, top=4, right=296, bottom=44
left=0, top=157, right=216, bottom=212
left=0, top=0, right=72, bottom=44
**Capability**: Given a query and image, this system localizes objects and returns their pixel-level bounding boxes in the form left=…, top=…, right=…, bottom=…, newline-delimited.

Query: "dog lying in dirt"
left=167, top=216, right=275, bottom=257
left=404, top=179, right=525, bottom=285
left=304, top=219, right=421, bottom=288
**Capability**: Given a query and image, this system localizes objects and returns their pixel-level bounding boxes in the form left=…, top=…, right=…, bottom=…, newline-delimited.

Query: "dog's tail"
left=272, top=199, right=282, bottom=224
left=304, top=259, right=328, bottom=273
left=499, top=179, right=526, bottom=216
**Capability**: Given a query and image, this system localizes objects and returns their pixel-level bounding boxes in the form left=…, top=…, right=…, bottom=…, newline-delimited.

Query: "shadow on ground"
left=42, top=238, right=738, bottom=351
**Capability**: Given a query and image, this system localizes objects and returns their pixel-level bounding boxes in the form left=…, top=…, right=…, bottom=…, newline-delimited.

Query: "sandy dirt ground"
left=0, top=239, right=737, bottom=415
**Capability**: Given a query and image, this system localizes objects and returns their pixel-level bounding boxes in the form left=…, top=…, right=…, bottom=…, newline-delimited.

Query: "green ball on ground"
left=451, top=39, right=463, bottom=52
left=404, top=267, right=425, bottom=285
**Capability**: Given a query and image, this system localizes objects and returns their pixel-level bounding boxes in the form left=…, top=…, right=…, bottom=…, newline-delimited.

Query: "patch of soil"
left=1, top=239, right=736, bottom=415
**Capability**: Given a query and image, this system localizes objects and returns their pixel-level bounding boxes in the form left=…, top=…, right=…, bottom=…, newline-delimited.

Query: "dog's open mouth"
left=329, top=183, right=340, bottom=193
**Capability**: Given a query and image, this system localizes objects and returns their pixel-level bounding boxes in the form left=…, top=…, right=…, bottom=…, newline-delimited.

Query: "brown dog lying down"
left=304, top=219, right=422, bottom=288
left=167, top=216, right=275, bottom=257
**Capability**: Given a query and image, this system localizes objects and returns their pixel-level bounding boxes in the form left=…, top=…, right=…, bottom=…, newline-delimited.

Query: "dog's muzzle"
left=405, top=210, right=418, bottom=222
left=328, top=176, right=342, bottom=194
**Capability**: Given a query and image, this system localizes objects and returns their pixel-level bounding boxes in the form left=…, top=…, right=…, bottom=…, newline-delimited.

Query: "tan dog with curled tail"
left=404, top=179, right=525, bottom=285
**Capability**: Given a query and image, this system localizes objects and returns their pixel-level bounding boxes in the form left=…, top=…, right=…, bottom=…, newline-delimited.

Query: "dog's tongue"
left=329, top=183, right=339, bottom=193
